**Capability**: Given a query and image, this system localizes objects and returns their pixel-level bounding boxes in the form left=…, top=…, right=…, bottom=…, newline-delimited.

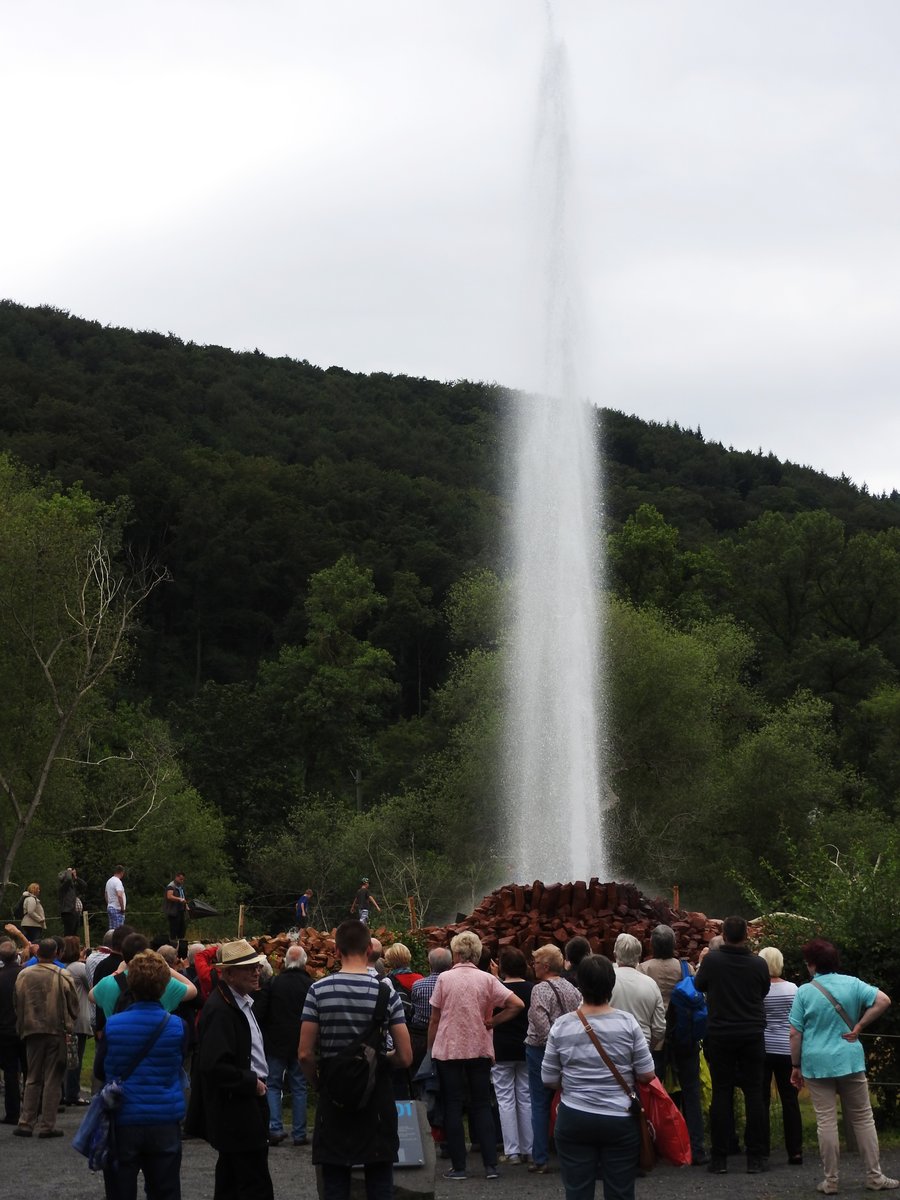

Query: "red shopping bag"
left=637, top=1077, right=691, bottom=1166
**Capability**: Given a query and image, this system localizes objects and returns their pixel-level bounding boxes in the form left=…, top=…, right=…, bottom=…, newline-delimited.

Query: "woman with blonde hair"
left=20, top=883, right=46, bottom=943
left=525, top=943, right=581, bottom=1173
left=758, top=945, right=802, bottom=1165
left=428, top=931, right=525, bottom=1180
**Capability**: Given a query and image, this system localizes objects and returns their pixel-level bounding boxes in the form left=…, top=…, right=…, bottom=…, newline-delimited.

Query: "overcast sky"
left=4, top=1, right=900, bottom=494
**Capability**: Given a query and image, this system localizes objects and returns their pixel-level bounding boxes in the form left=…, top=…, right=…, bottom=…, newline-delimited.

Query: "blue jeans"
left=554, top=1103, right=639, bottom=1200
left=526, top=1044, right=554, bottom=1166
left=104, top=1120, right=182, bottom=1200
left=266, top=1054, right=308, bottom=1142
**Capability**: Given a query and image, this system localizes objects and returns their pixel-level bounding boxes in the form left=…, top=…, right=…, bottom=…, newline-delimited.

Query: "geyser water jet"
left=503, top=17, right=607, bottom=884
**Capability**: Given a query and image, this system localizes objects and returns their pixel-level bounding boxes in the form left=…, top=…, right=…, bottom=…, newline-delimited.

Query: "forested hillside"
left=1, top=299, right=899, bottom=927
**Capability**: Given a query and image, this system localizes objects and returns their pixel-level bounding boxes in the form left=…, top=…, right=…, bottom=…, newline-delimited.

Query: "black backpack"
left=11, top=894, right=25, bottom=922
left=318, top=982, right=390, bottom=1111
left=389, top=974, right=415, bottom=1024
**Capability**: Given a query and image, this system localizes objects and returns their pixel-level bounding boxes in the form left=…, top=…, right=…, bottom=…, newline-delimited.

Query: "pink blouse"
left=430, top=962, right=513, bottom=1061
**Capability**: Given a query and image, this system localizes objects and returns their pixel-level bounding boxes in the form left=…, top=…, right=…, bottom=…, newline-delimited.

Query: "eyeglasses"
left=230, top=963, right=263, bottom=972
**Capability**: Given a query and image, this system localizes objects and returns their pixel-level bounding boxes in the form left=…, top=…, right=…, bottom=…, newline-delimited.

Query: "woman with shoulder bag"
left=96, top=950, right=187, bottom=1200
left=524, top=943, right=581, bottom=1172
left=789, top=938, right=897, bottom=1195
left=542, top=955, right=655, bottom=1200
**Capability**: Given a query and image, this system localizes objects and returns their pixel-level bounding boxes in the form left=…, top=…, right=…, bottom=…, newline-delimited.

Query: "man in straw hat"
left=185, top=939, right=274, bottom=1199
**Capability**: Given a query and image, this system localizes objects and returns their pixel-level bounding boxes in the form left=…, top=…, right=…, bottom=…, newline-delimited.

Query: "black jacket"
left=252, top=968, right=311, bottom=1061
left=0, top=963, right=22, bottom=1038
left=694, top=944, right=770, bottom=1036
left=185, top=980, right=268, bottom=1152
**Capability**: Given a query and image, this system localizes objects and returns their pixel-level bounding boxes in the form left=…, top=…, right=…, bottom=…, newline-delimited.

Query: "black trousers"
left=61, top=911, right=80, bottom=937
left=167, top=912, right=186, bottom=942
left=705, top=1033, right=767, bottom=1160
left=763, top=1052, right=803, bottom=1159
left=213, top=1148, right=273, bottom=1200
left=0, top=1034, right=24, bottom=1122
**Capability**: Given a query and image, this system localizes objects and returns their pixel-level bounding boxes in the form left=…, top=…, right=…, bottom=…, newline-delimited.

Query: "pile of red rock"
left=418, top=880, right=722, bottom=965
left=249, top=880, right=726, bottom=976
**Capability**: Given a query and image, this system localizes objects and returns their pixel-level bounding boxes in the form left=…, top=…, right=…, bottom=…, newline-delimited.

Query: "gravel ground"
left=4, top=1107, right=900, bottom=1200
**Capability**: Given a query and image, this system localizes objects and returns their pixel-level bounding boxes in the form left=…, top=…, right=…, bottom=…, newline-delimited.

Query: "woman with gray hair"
left=428, top=931, right=525, bottom=1180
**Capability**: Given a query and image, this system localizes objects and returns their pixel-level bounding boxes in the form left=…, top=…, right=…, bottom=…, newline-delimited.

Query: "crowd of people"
left=1, top=873, right=898, bottom=1200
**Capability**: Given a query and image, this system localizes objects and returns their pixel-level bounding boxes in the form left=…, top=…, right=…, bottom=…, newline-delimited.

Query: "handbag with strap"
left=73, top=1012, right=171, bottom=1171
left=575, top=1008, right=656, bottom=1171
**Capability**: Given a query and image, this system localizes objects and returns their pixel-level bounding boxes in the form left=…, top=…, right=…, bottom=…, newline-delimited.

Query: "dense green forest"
left=1, top=298, right=899, bottom=934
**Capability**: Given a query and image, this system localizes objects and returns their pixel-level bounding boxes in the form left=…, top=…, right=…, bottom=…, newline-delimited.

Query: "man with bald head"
left=13, top=939, right=78, bottom=1137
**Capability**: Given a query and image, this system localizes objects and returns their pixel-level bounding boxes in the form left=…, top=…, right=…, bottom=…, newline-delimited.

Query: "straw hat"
left=218, top=939, right=266, bottom=968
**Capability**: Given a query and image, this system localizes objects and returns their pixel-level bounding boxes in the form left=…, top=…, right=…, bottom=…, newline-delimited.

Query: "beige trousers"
left=20, top=1032, right=65, bottom=1133
left=805, top=1071, right=884, bottom=1185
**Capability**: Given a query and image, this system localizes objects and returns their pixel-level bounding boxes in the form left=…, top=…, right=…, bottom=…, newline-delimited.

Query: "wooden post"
left=238, top=904, right=245, bottom=938
left=672, top=884, right=680, bottom=912
left=82, top=908, right=91, bottom=947
left=407, top=895, right=417, bottom=933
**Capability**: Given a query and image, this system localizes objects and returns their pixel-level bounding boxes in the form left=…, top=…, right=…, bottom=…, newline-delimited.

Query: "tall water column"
left=503, top=19, right=607, bottom=884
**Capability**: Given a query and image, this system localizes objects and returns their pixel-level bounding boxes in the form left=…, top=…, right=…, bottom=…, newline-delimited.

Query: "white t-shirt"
left=105, top=875, right=126, bottom=910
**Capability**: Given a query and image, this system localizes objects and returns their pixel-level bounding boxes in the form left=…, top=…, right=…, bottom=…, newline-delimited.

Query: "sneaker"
left=268, top=1132, right=288, bottom=1146
left=292, top=1137, right=308, bottom=1146
left=867, top=1179, right=900, bottom=1192
left=527, top=1163, right=550, bottom=1174
left=789, top=1155, right=804, bottom=1166
left=443, top=1169, right=467, bottom=1181
left=747, top=1157, right=769, bottom=1174
left=499, top=1154, right=521, bottom=1165
left=485, top=1168, right=500, bottom=1180
left=692, top=1152, right=710, bottom=1167
left=817, top=1181, right=839, bottom=1195
left=37, top=1129, right=64, bottom=1138
left=12, top=1127, right=32, bottom=1138
left=707, top=1158, right=727, bottom=1174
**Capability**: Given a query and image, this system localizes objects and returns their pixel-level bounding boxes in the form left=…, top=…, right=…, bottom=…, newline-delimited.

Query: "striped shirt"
left=302, top=972, right=405, bottom=1057
left=763, top=978, right=798, bottom=1056
left=542, top=1008, right=654, bottom=1118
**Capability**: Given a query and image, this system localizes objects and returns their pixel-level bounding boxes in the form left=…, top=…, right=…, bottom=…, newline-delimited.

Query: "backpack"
left=12, top=894, right=25, bottom=922
left=669, top=959, right=707, bottom=1045
left=318, top=981, right=390, bottom=1111
left=112, top=972, right=135, bottom=1014
left=389, top=974, right=415, bottom=1024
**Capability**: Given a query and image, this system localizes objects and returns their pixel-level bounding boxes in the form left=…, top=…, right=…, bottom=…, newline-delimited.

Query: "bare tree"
left=0, top=535, right=167, bottom=890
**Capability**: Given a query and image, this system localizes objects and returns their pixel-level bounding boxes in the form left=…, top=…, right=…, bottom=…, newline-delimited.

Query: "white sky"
left=3, top=1, right=900, bottom=494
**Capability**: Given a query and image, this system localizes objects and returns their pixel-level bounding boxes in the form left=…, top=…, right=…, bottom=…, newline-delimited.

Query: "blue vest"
left=104, top=1002, right=187, bottom=1125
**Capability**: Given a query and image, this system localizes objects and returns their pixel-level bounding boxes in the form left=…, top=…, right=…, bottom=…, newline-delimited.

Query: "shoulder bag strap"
left=680, top=959, right=691, bottom=981
left=810, top=980, right=855, bottom=1031
left=118, top=1013, right=171, bottom=1082
left=575, top=1007, right=636, bottom=1101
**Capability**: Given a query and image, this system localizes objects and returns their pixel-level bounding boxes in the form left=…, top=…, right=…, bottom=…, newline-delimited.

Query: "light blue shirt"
left=789, top=972, right=877, bottom=1079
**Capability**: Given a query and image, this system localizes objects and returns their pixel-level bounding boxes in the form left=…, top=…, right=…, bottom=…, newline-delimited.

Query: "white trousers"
left=491, top=1060, right=533, bottom=1157
left=805, top=1072, right=885, bottom=1185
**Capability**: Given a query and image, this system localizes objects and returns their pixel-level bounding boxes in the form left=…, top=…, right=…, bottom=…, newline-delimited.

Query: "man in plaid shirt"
left=409, top=947, right=452, bottom=1075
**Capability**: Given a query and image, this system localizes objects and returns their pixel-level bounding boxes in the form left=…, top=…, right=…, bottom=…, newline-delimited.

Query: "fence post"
left=408, top=895, right=417, bottom=933
left=238, top=904, right=245, bottom=938
left=82, top=908, right=90, bottom=946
